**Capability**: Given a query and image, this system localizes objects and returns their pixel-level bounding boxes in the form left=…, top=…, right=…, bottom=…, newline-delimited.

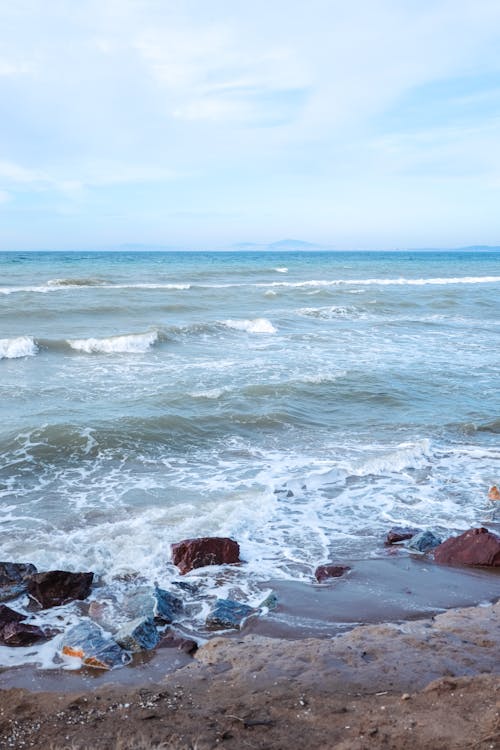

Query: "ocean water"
left=1, top=249, right=499, bottom=668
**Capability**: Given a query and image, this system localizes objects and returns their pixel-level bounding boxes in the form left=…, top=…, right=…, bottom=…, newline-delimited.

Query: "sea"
left=1, top=249, right=499, bottom=670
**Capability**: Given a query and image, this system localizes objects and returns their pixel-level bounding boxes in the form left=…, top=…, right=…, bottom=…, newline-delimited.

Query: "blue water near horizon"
left=1, top=249, right=499, bottom=667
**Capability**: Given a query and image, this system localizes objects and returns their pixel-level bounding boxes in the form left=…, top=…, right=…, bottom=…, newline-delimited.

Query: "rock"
left=61, top=621, right=131, bottom=670
left=115, top=616, right=159, bottom=652
left=488, top=486, right=500, bottom=501
left=1, top=621, right=49, bottom=646
left=0, top=562, right=37, bottom=602
left=27, top=570, right=94, bottom=608
left=0, top=604, right=26, bottom=627
left=407, top=531, right=442, bottom=553
left=124, top=586, right=183, bottom=624
left=434, top=527, right=500, bottom=567
left=171, top=537, right=241, bottom=575
left=205, top=599, right=254, bottom=630
left=88, top=600, right=114, bottom=630
left=158, top=629, right=198, bottom=655
left=315, top=564, right=351, bottom=583
left=259, top=592, right=278, bottom=610
left=385, top=527, right=421, bottom=546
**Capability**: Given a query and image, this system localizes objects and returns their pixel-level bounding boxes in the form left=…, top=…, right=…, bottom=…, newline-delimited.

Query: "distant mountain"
left=266, top=238, right=324, bottom=251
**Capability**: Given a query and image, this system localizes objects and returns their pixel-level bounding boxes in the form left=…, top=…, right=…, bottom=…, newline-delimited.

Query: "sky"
left=1, top=0, right=500, bottom=250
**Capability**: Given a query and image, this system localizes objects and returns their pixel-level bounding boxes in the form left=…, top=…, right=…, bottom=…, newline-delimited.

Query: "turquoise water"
left=1, top=250, right=499, bottom=665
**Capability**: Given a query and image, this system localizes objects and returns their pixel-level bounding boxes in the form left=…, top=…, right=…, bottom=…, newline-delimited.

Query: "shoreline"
left=0, top=597, right=498, bottom=749
left=1, top=557, right=499, bottom=748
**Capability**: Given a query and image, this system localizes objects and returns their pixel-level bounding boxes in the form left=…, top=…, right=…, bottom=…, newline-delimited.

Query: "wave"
left=0, top=336, right=38, bottom=359
left=47, top=278, right=106, bottom=287
left=274, top=267, right=288, bottom=273
left=298, top=305, right=358, bottom=319
left=67, top=331, right=158, bottom=354
left=0, top=282, right=191, bottom=295
left=223, top=318, right=277, bottom=334
left=256, top=276, right=500, bottom=289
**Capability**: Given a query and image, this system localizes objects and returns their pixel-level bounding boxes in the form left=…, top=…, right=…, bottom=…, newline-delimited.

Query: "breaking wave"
left=223, top=318, right=277, bottom=334
left=68, top=331, right=159, bottom=354
left=0, top=336, right=38, bottom=360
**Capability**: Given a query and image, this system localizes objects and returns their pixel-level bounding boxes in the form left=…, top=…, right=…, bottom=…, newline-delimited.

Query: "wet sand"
left=0, top=556, right=499, bottom=748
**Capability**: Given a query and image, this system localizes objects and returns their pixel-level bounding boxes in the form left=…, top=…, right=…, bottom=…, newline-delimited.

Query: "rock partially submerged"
left=171, top=537, right=241, bottom=575
left=434, top=527, right=500, bottom=567
left=115, top=616, right=159, bottom=652
left=124, top=586, right=183, bottom=624
left=28, top=571, right=94, bottom=609
left=0, top=562, right=37, bottom=602
left=61, top=621, right=131, bottom=670
left=385, top=527, right=420, bottom=546
left=488, top=485, right=500, bottom=501
left=206, top=599, right=254, bottom=631
left=407, top=530, right=442, bottom=553
left=1, top=621, right=50, bottom=646
left=158, top=629, right=198, bottom=654
left=315, top=564, right=351, bottom=583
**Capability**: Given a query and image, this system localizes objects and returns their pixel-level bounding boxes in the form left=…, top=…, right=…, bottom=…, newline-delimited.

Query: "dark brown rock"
left=27, top=570, right=94, bottom=608
left=171, top=537, right=241, bottom=575
left=158, top=630, right=198, bottom=654
left=315, top=564, right=351, bottom=583
left=0, top=604, right=26, bottom=627
left=1, top=621, right=48, bottom=646
left=385, top=527, right=420, bottom=545
left=434, top=527, right=500, bottom=567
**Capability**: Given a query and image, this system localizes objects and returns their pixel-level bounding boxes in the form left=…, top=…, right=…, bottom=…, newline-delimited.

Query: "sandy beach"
left=1, top=557, right=499, bottom=749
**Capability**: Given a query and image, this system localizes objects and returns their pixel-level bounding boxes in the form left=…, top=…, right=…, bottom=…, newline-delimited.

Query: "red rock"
left=434, top=527, right=500, bottom=567
left=385, top=527, right=420, bottom=545
left=171, top=537, right=241, bottom=575
left=488, top=486, right=500, bottom=501
left=27, top=570, right=94, bottom=608
left=315, top=564, right=351, bottom=583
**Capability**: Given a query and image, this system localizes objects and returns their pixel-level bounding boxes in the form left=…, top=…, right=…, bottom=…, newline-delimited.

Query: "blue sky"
left=1, top=0, right=500, bottom=250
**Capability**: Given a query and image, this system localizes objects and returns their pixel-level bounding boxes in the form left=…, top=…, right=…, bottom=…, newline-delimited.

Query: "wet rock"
left=158, top=629, right=198, bottom=654
left=61, top=621, right=131, bottom=670
left=488, top=486, right=500, bottom=501
left=27, top=570, right=94, bottom=608
left=0, top=562, right=37, bottom=602
left=1, top=621, right=49, bottom=646
left=206, top=599, right=254, bottom=630
left=115, top=616, right=159, bottom=652
left=0, top=603, right=26, bottom=627
left=88, top=600, right=114, bottom=630
left=124, top=586, right=183, bottom=624
left=434, top=527, right=500, bottom=567
left=259, top=591, right=278, bottom=610
left=385, top=527, right=421, bottom=546
left=315, top=564, right=351, bottom=583
left=407, top=531, right=442, bottom=553
left=171, top=537, right=241, bottom=575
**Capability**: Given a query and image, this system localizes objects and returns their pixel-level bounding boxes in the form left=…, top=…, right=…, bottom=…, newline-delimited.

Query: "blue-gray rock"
left=0, top=562, right=37, bottom=602
left=259, top=592, right=278, bottom=610
left=123, top=586, right=183, bottom=624
left=206, top=599, right=254, bottom=630
left=61, top=621, right=131, bottom=670
left=407, top=530, right=442, bottom=553
left=115, top=616, right=159, bottom=652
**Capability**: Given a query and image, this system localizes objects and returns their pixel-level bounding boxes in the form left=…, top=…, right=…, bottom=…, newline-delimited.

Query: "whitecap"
left=274, top=267, right=288, bottom=273
left=0, top=336, right=38, bottom=359
left=68, top=331, right=158, bottom=354
left=223, top=318, right=277, bottom=334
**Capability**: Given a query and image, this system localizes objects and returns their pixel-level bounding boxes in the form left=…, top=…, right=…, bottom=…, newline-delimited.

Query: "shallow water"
left=1, top=249, right=499, bottom=669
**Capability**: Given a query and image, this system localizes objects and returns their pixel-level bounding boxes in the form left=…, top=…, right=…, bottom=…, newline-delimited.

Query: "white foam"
left=68, top=331, right=158, bottom=354
left=0, top=336, right=38, bottom=359
left=256, top=276, right=500, bottom=289
left=224, top=318, right=277, bottom=334
left=274, top=267, right=288, bottom=273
